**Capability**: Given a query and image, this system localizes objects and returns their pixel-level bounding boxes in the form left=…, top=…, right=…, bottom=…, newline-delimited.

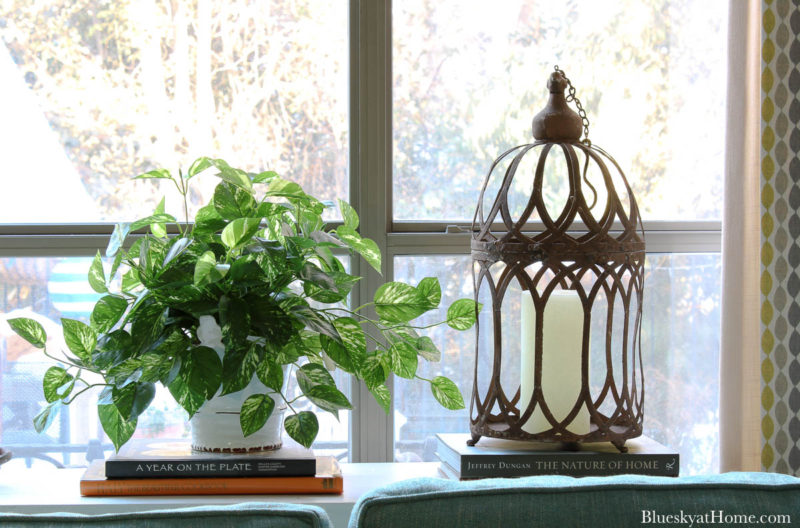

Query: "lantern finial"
left=531, top=70, right=582, bottom=141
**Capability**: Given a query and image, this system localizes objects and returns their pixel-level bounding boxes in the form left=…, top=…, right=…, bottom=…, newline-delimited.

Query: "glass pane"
left=393, top=253, right=720, bottom=475
left=393, top=0, right=727, bottom=222
left=0, top=1, right=348, bottom=223
left=0, top=257, right=349, bottom=468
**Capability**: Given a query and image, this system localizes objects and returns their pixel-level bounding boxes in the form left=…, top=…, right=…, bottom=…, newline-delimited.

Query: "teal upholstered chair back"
left=0, top=502, right=332, bottom=528
left=349, top=472, right=800, bottom=528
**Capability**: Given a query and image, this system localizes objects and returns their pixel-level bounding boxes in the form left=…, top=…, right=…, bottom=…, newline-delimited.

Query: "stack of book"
left=435, top=433, right=679, bottom=480
left=80, top=439, right=343, bottom=496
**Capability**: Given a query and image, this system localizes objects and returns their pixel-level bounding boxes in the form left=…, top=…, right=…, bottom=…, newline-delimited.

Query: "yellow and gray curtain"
left=761, top=0, right=800, bottom=475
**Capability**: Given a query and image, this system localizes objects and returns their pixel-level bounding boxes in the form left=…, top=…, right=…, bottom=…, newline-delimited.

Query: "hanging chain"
left=554, top=65, right=591, bottom=146
left=554, top=65, right=597, bottom=209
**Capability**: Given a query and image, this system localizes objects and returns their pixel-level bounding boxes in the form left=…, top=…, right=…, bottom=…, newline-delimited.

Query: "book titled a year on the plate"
left=436, top=433, right=679, bottom=479
left=82, top=456, right=342, bottom=496
left=104, top=439, right=317, bottom=479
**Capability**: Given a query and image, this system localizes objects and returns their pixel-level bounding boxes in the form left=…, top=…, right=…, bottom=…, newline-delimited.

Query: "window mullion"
left=349, top=0, right=393, bottom=463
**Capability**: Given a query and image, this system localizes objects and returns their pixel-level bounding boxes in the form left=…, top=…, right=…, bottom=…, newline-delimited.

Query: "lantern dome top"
left=472, top=68, right=644, bottom=266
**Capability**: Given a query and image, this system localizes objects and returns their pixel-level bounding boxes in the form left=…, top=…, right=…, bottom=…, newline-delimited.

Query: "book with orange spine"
left=80, top=456, right=343, bottom=496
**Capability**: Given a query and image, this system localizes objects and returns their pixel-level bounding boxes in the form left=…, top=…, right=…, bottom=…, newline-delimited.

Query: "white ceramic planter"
left=189, top=374, right=287, bottom=453
left=189, top=317, right=287, bottom=452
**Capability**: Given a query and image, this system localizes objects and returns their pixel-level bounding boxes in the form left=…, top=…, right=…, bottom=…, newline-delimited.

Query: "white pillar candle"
left=519, top=289, right=590, bottom=435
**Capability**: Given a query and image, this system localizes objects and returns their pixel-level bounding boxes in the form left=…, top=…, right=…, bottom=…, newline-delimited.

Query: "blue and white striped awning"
left=47, top=258, right=103, bottom=320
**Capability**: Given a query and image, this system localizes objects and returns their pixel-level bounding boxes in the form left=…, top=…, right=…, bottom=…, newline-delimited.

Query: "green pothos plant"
left=8, top=158, right=480, bottom=449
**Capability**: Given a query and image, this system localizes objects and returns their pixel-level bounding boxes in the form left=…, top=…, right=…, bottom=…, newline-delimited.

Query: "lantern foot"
left=611, top=439, right=628, bottom=453
left=466, top=433, right=481, bottom=446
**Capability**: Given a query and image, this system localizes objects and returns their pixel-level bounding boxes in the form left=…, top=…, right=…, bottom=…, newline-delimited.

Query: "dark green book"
left=105, top=439, right=317, bottom=479
left=435, top=433, right=679, bottom=479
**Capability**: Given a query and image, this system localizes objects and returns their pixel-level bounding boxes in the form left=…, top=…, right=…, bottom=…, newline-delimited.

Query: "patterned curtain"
left=761, top=0, right=800, bottom=475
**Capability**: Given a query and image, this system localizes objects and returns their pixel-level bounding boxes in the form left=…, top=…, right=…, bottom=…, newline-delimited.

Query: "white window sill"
left=0, top=462, right=440, bottom=527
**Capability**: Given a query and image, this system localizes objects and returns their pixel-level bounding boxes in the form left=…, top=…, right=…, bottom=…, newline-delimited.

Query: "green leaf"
left=93, top=329, right=133, bottom=369
left=369, top=384, right=391, bottom=414
left=138, top=353, right=173, bottom=383
left=112, top=383, right=149, bottom=420
left=446, top=299, right=481, bottom=330
left=182, top=346, right=223, bottom=399
left=33, top=401, right=61, bottom=433
left=416, top=277, right=441, bottom=310
left=213, top=182, right=256, bottom=220
left=194, top=250, right=227, bottom=286
left=284, top=411, right=319, bottom=448
left=337, top=199, right=359, bottom=229
left=336, top=226, right=381, bottom=273
left=130, top=214, right=177, bottom=233
left=390, top=341, right=418, bottom=379
left=319, top=336, right=350, bottom=373
left=42, top=366, right=74, bottom=403
left=220, top=344, right=261, bottom=395
left=319, top=317, right=366, bottom=373
left=187, top=157, right=212, bottom=178
left=252, top=170, right=278, bottom=184
left=256, top=359, right=284, bottom=392
left=109, top=250, right=125, bottom=285
left=304, top=384, right=352, bottom=416
left=245, top=295, right=295, bottom=348
left=296, top=363, right=336, bottom=394
left=299, top=262, right=337, bottom=291
left=361, top=354, right=389, bottom=389
left=229, top=254, right=261, bottom=283
left=335, top=318, right=366, bottom=355
left=373, top=282, right=429, bottom=323
left=193, top=203, right=228, bottom=237
left=7, top=317, right=47, bottom=348
left=291, top=305, right=340, bottom=342
left=168, top=375, right=206, bottom=418
left=266, top=178, right=306, bottom=200
left=90, top=295, right=128, bottom=334
left=98, top=403, right=137, bottom=451
left=275, top=339, right=304, bottom=365
left=240, top=394, right=275, bottom=437
left=255, top=201, right=289, bottom=219
left=128, top=299, right=166, bottom=354
left=134, top=168, right=172, bottom=180
left=61, top=318, right=96, bottom=363
left=121, top=269, right=142, bottom=292
left=219, top=296, right=251, bottom=346
left=214, top=162, right=253, bottom=191
left=129, top=383, right=156, bottom=419
left=88, top=251, right=107, bottom=293
left=162, top=237, right=192, bottom=267
left=150, top=197, right=167, bottom=238
left=430, top=376, right=465, bottom=410
left=386, top=325, right=419, bottom=345
left=310, top=230, right=346, bottom=248
left=106, top=222, right=131, bottom=257
left=222, top=217, right=262, bottom=250
left=97, top=404, right=136, bottom=451
left=416, top=336, right=441, bottom=362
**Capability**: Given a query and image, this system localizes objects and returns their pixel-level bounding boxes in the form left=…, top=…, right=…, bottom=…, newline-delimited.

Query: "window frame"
left=0, top=0, right=723, bottom=464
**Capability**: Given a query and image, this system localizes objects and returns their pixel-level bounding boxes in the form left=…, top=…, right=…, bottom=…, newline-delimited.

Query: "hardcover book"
left=81, top=456, right=343, bottom=496
left=105, top=439, right=316, bottom=479
left=435, top=433, right=679, bottom=479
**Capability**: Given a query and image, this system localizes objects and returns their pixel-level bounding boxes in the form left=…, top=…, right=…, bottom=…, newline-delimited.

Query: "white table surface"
left=0, top=462, right=441, bottom=528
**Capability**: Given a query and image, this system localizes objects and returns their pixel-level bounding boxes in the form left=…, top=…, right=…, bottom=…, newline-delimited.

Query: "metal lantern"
left=468, top=67, right=645, bottom=452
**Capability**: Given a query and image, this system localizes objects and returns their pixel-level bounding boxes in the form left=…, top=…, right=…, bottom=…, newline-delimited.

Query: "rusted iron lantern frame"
left=468, top=71, right=645, bottom=452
